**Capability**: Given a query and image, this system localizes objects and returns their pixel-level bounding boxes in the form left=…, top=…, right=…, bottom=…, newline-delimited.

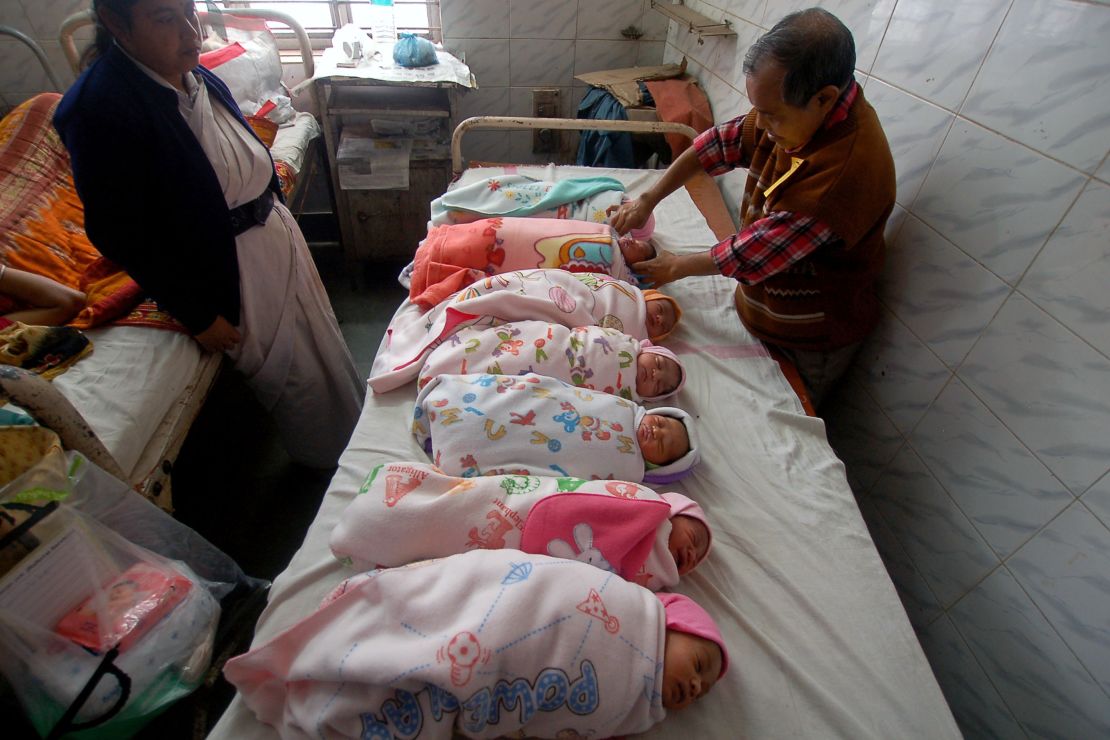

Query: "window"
left=197, top=1, right=442, bottom=46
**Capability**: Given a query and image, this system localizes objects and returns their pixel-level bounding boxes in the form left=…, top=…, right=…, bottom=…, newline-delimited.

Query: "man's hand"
left=195, top=315, right=242, bottom=354
left=632, top=249, right=682, bottom=288
left=633, top=249, right=719, bottom=288
left=607, top=197, right=653, bottom=236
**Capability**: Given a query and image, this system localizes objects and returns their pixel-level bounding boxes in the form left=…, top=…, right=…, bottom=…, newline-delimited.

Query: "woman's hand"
left=607, top=197, right=654, bottom=236
left=195, top=315, right=242, bottom=353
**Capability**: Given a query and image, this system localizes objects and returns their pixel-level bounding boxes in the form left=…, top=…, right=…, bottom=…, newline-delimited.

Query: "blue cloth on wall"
left=575, top=87, right=635, bottom=168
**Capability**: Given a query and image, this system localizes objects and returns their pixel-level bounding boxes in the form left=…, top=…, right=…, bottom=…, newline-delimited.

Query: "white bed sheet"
left=210, top=165, right=958, bottom=739
left=51, top=325, right=205, bottom=481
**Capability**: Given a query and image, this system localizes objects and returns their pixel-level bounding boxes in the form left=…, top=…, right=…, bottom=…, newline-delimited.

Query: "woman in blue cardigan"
left=54, top=0, right=364, bottom=468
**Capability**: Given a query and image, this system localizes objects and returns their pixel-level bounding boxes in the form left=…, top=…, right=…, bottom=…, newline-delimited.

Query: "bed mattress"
left=51, top=325, right=207, bottom=482
left=209, top=165, right=958, bottom=739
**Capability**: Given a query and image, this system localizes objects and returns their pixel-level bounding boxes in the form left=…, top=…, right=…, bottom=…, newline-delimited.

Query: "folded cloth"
left=224, top=549, right=668, bottom=739
left=418, top=320, right=670, bottom=402
left=409, top=217, right=635, bottom=310
left=413, top=373, right=698, bottom=484
left=370, top=269, right=651, bottom=394
left=430, top=174, right=626, bottom=226
left=0, top=318, right=92, bottom=379
left=331, top=460, right=705, bottom=590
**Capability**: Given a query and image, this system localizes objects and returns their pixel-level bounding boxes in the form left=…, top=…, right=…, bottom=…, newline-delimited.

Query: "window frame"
left=196, top=1, right=443, bottom=50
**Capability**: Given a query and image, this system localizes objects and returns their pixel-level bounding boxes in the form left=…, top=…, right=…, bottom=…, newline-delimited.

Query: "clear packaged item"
left=0, top=445, right=262, bottom=738
left=0, top=503, right=219, bottom=738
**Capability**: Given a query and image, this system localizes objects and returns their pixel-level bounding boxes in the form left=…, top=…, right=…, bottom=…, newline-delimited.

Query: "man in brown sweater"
left=610, top=8, right=895, bottom=408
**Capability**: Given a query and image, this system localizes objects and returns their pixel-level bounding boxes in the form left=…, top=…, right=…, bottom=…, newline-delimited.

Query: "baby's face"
left=646, top=300, right=677, bottom=340
left=661, top=630, right=723, bottom=710
left=636, top=352, right=682, bottom=398
left=619, top=236, right=655, bottom=264
left=638, top=414, right=690, bottom=465
left=668, top=515, right=710, bottom=575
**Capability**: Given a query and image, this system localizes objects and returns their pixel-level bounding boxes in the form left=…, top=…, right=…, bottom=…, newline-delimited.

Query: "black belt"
left=229, top=189, right=274, bottom=236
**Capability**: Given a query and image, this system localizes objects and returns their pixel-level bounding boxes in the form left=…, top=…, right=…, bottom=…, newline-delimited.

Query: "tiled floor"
left=134, top=253, right=409, bottom=738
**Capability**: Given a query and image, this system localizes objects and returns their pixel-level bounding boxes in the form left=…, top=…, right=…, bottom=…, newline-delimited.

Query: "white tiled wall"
left=0, top=0, right=85, bottom=112
left=662, top=1, right=1110, bottom=736
left=441, top=0, right=668, bottom=164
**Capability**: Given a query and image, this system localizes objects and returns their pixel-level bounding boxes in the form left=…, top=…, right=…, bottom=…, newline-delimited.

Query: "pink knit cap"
left=656, top=592, right=729, bottom=678
left=629, top=209, right=655, bottom=240
left=659, top=491, right=712, bottom=561
left=637, top=342, right=687, bottom=401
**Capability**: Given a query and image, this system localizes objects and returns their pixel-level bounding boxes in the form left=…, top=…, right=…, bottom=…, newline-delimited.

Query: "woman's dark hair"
left=81, top=0, right=142, bottom=69
left=742, top=8, right=856, bottom=108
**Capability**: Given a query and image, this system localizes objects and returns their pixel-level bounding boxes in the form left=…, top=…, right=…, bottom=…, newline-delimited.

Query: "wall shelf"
left=650, top=0, right=737, bottom=42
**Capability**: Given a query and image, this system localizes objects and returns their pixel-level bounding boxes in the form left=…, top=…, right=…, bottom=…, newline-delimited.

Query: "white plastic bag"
left=0, top=503, right=218, bottom=737
left=0, top=448, right=259, bottom=737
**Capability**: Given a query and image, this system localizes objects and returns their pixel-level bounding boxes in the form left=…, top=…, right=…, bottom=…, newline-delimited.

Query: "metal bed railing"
left=450, top=116, right=698, bottom=176
left=0, top=26, right=65, bottom=93
left=59, top=8, right=316, bottom=106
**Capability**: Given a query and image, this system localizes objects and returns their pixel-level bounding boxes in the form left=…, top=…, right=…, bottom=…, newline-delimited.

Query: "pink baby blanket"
left=414, top=372, right=647, bottom=482
left=330, top=460, right=684, bottom=590
left=224, top=549, right=668, bottom=739
left=417, top=320, right=642, bottom=400
left=409, top=217, right=634, bottom=310
left=370, top=269, right=649, bottom=394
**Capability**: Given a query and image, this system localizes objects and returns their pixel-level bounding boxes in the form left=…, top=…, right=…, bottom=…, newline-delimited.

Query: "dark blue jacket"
left=54, top=44, right=281, bottom=334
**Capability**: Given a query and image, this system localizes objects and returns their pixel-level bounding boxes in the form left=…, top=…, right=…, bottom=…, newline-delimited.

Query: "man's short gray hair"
left=742, top=8, right=856, bottom=108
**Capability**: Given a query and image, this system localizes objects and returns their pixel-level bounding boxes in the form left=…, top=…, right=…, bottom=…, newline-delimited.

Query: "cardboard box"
left=574, top=59, right=687, bottom=108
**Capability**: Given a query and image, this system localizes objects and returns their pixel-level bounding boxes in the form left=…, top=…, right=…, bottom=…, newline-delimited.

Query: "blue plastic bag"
left=393, top=33, right=438, bottom=68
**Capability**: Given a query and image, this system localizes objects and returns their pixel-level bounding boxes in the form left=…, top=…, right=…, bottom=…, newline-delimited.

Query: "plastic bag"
left=0, top=503, right=219, bottom=737
left=0, top=446, right=261, bottom=737
left=392, top=33, right=438, bottom=68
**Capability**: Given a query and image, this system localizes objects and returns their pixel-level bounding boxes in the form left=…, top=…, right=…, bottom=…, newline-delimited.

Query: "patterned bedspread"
left=0, top=94, right=185, bottom=333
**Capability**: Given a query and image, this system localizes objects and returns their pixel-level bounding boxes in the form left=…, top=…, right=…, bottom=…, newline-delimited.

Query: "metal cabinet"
left=315, top=78, right=460, bottom=267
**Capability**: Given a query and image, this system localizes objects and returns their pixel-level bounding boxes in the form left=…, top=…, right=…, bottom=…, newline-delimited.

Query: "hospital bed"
left=0, top=10, right=323, bottom=509
left=209, top=117, right=960, bottom=738
left=0, top=31, right=221, bottom=509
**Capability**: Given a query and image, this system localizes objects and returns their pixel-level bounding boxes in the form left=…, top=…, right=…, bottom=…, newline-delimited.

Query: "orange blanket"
left=643, top=77, right=714, bottom=159
left=0, top=94, right=185, bottom=333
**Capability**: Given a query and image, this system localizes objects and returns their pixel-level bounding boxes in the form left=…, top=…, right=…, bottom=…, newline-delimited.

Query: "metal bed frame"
left=59, top=7, right=318, bottom=109
left=449, top=115, right=698, bottom=176
left=0, top=25, right=65, bottom=93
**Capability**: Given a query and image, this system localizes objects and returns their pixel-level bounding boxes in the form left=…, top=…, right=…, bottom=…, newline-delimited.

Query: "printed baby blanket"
left=417, top=321, right=642, bottom=400
left=414, top=372, right=648, bottom=483
left=409, top=217, right=634, bottom=310
left=370, top=269, right=649, bottom=394
left=330, top=460, right=683, bottom=590
left=224, top=549, right=668, bottom=739
left=429, top=174, right=626, bottom=226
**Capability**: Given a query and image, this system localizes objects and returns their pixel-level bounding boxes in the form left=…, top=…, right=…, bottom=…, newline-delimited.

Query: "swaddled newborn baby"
left=413, top=373, right=700, bottom=484
left=406, top=217, right=654, bottom=309
left=370, top=268, right=684, bottom=394
left=417, top=320, right=687, bottom=402
left=330, top=460, right=713, bottom=590
left=224, top=549, right=729, bottom=739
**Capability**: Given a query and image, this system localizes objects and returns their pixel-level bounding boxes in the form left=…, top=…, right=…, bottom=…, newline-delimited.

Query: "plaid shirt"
left=696, top=82, right=859, bottom=286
